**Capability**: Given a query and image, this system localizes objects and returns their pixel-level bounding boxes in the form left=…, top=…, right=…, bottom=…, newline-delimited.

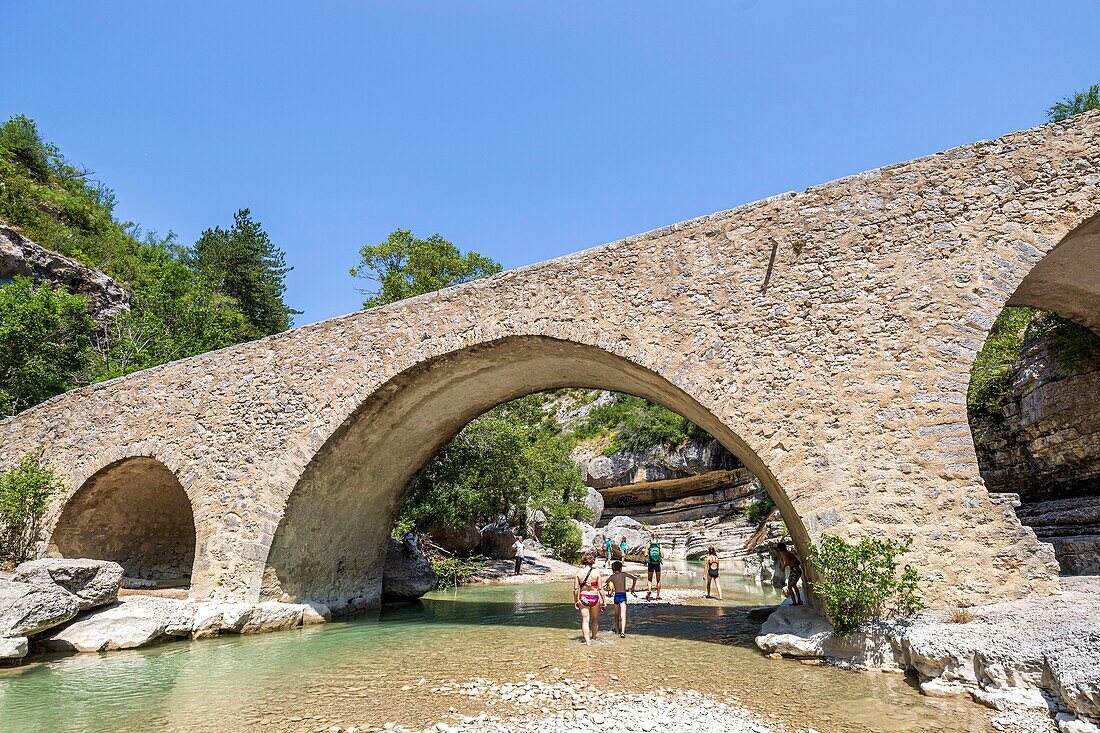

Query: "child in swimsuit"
left=573, top=552, right=606, bottom=645
left=604, top=561, right=640, bottom=638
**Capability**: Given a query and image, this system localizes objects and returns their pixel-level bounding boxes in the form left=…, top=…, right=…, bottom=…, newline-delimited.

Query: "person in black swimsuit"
left=704, top=546, right=723, bottom=600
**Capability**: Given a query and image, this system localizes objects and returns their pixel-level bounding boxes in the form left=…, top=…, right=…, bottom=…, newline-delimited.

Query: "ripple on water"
left=0, top=566, right=993, bottom=733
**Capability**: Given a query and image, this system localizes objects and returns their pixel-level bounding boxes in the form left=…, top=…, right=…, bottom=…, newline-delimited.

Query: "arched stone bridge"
left=3, top=113, right=1098, bottom=613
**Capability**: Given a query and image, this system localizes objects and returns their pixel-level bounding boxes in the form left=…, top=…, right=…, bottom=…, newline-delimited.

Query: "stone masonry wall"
left=0, top=112, right=1097, bottom=610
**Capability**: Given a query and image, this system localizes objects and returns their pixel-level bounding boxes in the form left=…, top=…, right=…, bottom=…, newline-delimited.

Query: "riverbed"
left=0, top=562, right=995, bottom=732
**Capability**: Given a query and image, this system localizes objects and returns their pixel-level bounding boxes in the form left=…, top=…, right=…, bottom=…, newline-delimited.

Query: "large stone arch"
left=260, top=336, right=807, bottom=612
left=1008, top=212, right=1100, bottom=330
left=49, top=456, right=198, bottom=582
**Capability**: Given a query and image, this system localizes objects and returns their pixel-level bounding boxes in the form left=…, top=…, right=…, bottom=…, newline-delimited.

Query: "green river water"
left=0, top=563, right=993, bottom=733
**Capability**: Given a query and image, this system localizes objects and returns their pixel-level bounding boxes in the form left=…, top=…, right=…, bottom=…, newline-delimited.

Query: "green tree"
left=1048, top=84, right=1100, bottom=122
left=189, top=209, right=299, bottom=334
left=350, top=229, right=502, bottom=308
left=0, top=453, right=67, bottom=564
left=808, top=535, right=923, bottom=635
left=0, top=277, right=93, bottom=416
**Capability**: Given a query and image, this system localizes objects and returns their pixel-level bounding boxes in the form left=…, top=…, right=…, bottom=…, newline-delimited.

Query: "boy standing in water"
left=604, top=560, right=639, bottom=637
left=645, top=535, right=663, bottom=601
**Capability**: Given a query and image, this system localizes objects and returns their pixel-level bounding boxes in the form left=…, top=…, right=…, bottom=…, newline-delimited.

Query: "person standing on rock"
left=704, top=547, right=723, bottom=601
left=619, top=535, right=628, bottom=560
left=776, top=541, right=803, bottom=606
left=645, top=535, right=663, bottom=601
left=512, top=535, right=526, bottom=575
left=604, top=536, right=614, bottom=567
left=573, top=552, right=606, bottom=645
left=604, top=560, right=639, bottom=637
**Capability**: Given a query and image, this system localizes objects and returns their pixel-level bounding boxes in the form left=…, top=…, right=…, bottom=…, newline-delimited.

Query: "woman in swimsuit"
left=573, top=551, right=606, bottom=646
left=704, top=546, right=723, bottom=600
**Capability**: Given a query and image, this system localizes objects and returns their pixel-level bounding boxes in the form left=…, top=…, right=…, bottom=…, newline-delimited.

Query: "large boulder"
left=239, top=602, right=303, bottom=634
left=14, top=558, right=124, bottom=611
left=0, top=579, right=80, bottom=638
left=190, top=602, right=252, bottom=639
left=597, top=516, right=650, bottom=561
left=574, top=519, right=599, bottom=555
left=583, top=487, right=604, bottom=526
left=38, top=596, right=195, bottom=653
left=424, top=522, right=481, bottom=556
left=382, top=533, right=438, bottom=601
left=755, top=604, right=903, bottom=670
left=0, top=635, right=28, bottom=662
left=478, top=522, right=518, bottom=559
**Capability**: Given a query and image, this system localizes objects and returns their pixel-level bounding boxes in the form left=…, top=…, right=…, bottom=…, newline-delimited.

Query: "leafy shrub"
left=0, top=454, right=66, bottom=565
left=968, top=307, right=1040, bottom=410
left=745, top=491, right=776, bottom=524
left=574, top=393, right=711, bottom=454
left=808, top=535, right=923, bottom=635
left=430, top=556, right=487, bottom=590
left=541, top=509, right=583, bottom=562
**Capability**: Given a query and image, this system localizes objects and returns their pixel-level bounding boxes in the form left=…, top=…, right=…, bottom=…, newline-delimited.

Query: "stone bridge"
left=2, top=113, right=1098, bottom=613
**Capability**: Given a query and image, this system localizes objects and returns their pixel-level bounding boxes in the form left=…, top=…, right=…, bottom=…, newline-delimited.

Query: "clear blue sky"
left=3, top=2, right=1097, bottom=325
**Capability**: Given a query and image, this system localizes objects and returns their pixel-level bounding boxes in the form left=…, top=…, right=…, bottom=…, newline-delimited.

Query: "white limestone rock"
left=239, top=602, right=303, bottom=634
left=300, top=599, right=331, bottom=625
left=583, top=487, right=604, bottom=526
left=0, top=579, right=80, bottom=637
left=191, top=602, right=253, bottom=639
left=596, top=516, right=649, bottom=560
left=477, top=522, right=518, bottom=560
left=754, top=605, right=903, bottom=670
left=13, top=558, right=124, bottom=610
left=0, top=635, right=28, bottom=661
left=39, top=596, right=193, bottom=652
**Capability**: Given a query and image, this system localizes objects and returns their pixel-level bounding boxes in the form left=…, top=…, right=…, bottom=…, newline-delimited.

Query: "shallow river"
left=1, top=562, right=993, bottom=733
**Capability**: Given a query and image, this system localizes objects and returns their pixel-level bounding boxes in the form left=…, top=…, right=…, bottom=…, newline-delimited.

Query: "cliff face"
left=0, top=224, right=130, bottom=325
left=972, top=317, right=1100, bottom=574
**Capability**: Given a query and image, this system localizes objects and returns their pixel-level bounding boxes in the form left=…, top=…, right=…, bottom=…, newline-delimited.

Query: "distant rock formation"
left=0, top=224, right=130, bottom=325
left=972, top=315, right=1100, bottom=574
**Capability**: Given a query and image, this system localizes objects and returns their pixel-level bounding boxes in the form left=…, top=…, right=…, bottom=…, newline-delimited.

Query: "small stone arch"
left=49, top=456, right=198, bottom=583
left=261, top=335, right=806, bottom=613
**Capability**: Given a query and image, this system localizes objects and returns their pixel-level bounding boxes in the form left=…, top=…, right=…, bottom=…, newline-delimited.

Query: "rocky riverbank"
left=755, top=576, right=1100, bottom=733
left=352, top=676, right=777, bottom=733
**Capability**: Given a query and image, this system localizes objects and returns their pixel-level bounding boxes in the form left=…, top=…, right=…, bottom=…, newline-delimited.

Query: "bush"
left=808, top=535, right=923, bottom=635
left=430, top=556, right=487, bottom=590
left=542, top=511, right=583, bottom=562
left=745, top=491, right=776, bottom=524
left=0, top=454, right=66, bottom=565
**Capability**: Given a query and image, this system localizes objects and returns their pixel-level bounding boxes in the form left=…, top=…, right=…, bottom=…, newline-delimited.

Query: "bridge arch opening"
left=49, top=457, right=197, bottom=583
left=262, top=336, right=807, bottom=613
left=967, top=212, right=1100, bottom=575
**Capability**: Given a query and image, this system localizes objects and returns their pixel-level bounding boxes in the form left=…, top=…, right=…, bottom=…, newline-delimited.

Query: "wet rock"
left=746, top=605, right=777, bottom=622
left=240, top=601, right=303, bottom=634
left=13, top=558, right=124, bottom=610
left=382, top=533, right=438, bottom=600
left=0, top=635, right=28, bottom=661
left=39, top=596, right=193, bottom=652
left=0, top=579, right=80, bottom=637
left=300, top=599, right=331, bottom=625
left=478, top=522, right=518, bottom=560
left=191, top=602, right=252, bottom=638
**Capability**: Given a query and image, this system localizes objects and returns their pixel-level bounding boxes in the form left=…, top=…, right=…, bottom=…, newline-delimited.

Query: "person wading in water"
left=603, top=560, right=639, bottom=637
left=573, top=552, right=606, bottom=645
left=776, top=541, right=803, bottom=605
left=645, top=535, right=663, bottom=601
left=704, top=546, right=723, bottom=600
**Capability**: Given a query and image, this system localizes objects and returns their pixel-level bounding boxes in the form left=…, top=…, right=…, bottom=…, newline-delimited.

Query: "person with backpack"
left=645, top=535, right=663, bottom=601
left=603, top=536, right=614, bottom=567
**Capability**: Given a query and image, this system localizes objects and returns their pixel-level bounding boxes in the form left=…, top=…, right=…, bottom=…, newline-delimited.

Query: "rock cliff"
left=971, top=315, right=1100, bottom=574
left=0, top=224, right=130, bottom=325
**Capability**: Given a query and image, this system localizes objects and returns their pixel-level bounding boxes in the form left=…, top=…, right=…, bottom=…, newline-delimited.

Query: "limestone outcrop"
left=756, top=577, right=1100, bottom=731
left=477, top=522, right=518, bottom=560
left=0, top=224, right=129, bottom=325
left=972, top=316, right=1100, bottom=573
left=381, top=533, right=438, bottom=600
left=13, top=558, right=123, bottom=610
left=0, top=580, right=80, bottom=639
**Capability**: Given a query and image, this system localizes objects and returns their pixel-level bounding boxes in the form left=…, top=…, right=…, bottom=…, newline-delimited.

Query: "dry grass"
left=947, top=607, right=975, bottom=624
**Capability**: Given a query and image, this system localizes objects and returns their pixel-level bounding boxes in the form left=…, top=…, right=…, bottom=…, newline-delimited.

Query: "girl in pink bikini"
left=573, top=551, right=606, bottom=645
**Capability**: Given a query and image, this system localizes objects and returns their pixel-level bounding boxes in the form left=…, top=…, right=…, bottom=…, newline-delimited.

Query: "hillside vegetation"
left=0, top=114, right=296, bottom=415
